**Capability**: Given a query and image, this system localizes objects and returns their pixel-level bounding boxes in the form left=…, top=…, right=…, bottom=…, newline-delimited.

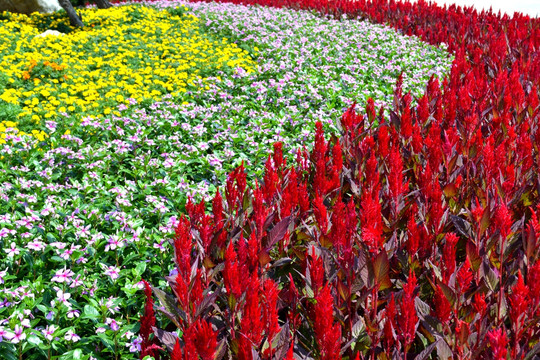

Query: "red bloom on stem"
left=313, top=284, right=341, bottom=360
left=140, top=280, right=157, bottom=359
left=456, top=257, right=473, bottom=294
left=434, top=284, right=451, bottom=324
left=313, top=194, right=329, bottom=235
left=189, top=319, right=218, bottom=360
left=223, top=242, right=242, bottom=298
left=262, top=279, right=281, bottom=351
left=442, top=233, right=459, bottom=283
left=174, top=215, right=192, bottom=279
left=383, top=294, right=396, bottom=352
left=398, top=271, right=418, bottom=352
left=509, top=272, right=529, bottom=332
left=308, top=250, right=325, bottom=296
left=241, top=274, right=264, bottom=345
left=171, top=338, right=182, bottom=360
left=487, top=328, right=508, bottom=360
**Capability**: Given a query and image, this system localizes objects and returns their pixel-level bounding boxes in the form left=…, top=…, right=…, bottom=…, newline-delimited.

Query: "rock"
left=34, top=29, right=65, bottom=38
left=0, top=0, right=62, bottom=15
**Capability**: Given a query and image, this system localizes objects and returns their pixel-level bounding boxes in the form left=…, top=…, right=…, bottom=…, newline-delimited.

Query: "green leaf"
left=27, top=335, right=42, bottom=346
left=133, top=261, right=147, bottom=277
left=82, top=305, right=100, bottom=320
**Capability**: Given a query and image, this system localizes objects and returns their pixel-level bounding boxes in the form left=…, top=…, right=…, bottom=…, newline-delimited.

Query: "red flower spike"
left=223, top=242, right=242, bottom=298
left=366, top=98, right=376, bottom=123
left=494, top=203, right=513, bottom=240
left=171, top=338, right=182, bottom=360
left=190, top=319, right=218, bottom=360
left=263, top=155, right=279, bottom=203
left=528, top=261, right=540, bottom=309
left=388, top=142, right=408, bottom=215
left=285, top=341, right=295, bottom=360
left=442, top=233, right=459, bottom=283
left=313, top=284, right=341, bottom=360
left=332, top=142, right=343, bottom=177
left=252, top=184, right=267, bottom=239
left=487, top=328, right=508, bottom=360
left=377, top=125, right=390, bottom=160
left=360, top=186, right=383, bottom=253
left=416, top=94, right=429, bottom=125
left=383, top=294, right=396, bottom=352
left=240, top=274, right=263, bottom=345
left=238, top=335, right=254, bottom=360
left=313, top=194, right=329, bottom=236
left=140, top=280, right=157, bottom=359
left=174, top=215, right=192, bottom=279
left=400, top=100, right=413, bottom=139
left=398, top=270, right=418, bottom=351
left=308, top=250, right=325, bottom=296
left=434, top=285, right=451, bottom=324
left=473, top=293, right=487, bottom=317
left=273, top=142, right=285, bottom=175
left=262, top=279, right=281, bottom=345
left=509, top=272, right=529, bottom=332
left=456, top=257, right=473, bottom=294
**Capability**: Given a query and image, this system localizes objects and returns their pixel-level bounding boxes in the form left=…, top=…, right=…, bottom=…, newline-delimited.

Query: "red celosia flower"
left=313, top=194, right=329, bottom=235
left=406, top=217, right=419, bottom=257
left=383, top=293, right=396, bottom=352
left=273, top=141, right=285, bottom=175
left=509, top=272, right=529, bottom=332
left=487, top=328, right=508, bottom=360
left=473, top=293, right=487, bottom=317
left=494, top=203, right=513, bottom=240
left=174, top=215, right=192, bottom=279
left=171, top=338, right=182, bottom=360
left=240, top=274, right=264, bottom=345
left=377, top=125, right=390, bottom=160
left=223, top=242, right=242, bottom=298
left=252, top=184, right=267, bottom=239
left=388, top=142, right=408, bottom=215
left=313, top=284, right=341, bottom=360
left=285, top=341, right=295, bottom=360
left=140, top=280, right=157, bottom=359
left=442, top=233, right=459, bottom=283
left=528, top=260, right=540, bottom=310
left=189, top=319, right=218, bottom=360
left=262, top=279, right=281, bottom=348
left=434, top=284, right=451, bottom=324
left=398, top=271, right=418, bottom=351
left=366, top=97, right=376, bottom=123
left=263, top=155, right=279, bottom=203
left=456, top=257, right=473, bottom=294
left=341, top=102, right=363, bottom=132
left=308, top=250, right=325, bottom=296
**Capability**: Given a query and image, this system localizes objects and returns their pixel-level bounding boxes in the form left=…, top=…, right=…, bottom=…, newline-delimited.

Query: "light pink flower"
left=104, top=265, right=121, bottom=281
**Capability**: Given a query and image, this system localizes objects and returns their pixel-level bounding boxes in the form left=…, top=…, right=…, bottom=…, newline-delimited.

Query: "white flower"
left=64, top=329, right=80, bottom=342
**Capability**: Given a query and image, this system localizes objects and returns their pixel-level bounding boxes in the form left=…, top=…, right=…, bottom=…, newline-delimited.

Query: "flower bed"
left=136, top=0, right=540, bottom=359
left=0, top=4, right=256, bottom=142
left=0, top=1, right=454, bottom=359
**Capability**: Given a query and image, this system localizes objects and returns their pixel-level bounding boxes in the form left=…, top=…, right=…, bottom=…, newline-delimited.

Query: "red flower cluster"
left=139, top=0, right=540, bottom=358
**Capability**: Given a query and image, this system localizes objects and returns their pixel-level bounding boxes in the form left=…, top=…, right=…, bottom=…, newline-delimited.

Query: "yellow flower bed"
left=0, top=5, right=256, bottom=141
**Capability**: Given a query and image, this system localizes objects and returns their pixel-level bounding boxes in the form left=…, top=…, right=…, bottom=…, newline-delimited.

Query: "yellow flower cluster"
left=0, top=121, right=48, bottom=144
left=0, top=5, right=256, bottom=141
